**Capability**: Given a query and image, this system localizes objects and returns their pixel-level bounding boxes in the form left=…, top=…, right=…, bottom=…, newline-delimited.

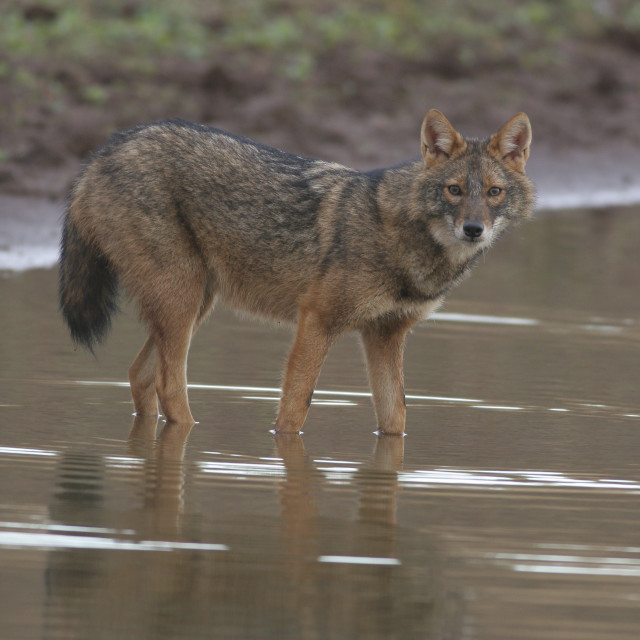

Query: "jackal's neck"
left=367, top=160, right=425, bottom=218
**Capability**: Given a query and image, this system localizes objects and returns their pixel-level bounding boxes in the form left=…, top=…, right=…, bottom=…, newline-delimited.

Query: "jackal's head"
left=420, top=110, right=534, bottom=254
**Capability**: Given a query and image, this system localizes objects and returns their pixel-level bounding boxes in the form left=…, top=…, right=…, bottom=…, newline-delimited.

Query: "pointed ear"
left=488, top=113, right=532, bottom=173
left=421, top=110, right=465, bottom=168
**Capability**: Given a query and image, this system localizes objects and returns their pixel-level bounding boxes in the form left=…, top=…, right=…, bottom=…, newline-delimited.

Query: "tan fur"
left=59, top=111, right=535, bottom=434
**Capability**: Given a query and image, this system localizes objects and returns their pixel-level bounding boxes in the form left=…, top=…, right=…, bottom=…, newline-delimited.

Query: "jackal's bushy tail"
left=58, top=212, right=118, bottom=352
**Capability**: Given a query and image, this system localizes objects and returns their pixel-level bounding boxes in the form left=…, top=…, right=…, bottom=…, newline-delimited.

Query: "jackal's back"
left=65, top=120, right=364, bottom=321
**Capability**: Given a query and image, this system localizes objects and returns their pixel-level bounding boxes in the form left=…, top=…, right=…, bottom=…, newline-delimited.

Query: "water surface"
left=1, top=207, right=639, bottom=639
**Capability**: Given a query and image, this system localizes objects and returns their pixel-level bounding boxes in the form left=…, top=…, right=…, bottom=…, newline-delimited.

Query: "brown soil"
left=1, top=36, right=640, bottom=200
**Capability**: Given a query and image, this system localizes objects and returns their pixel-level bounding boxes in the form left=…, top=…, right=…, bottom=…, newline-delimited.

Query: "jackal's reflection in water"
left=128, top=416, right=193, bottom=539
left=42, top=422, right=458, bottom=639
left=274, top=434, right=459, bottom=639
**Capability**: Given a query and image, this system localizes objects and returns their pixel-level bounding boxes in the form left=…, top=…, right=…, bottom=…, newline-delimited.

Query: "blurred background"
left=1, top=0, right=640, bottom=201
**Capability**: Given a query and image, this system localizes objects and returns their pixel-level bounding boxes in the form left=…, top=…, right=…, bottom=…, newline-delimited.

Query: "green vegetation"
left=2, top=0, right=639, bottom=74
left=0, top=0, right=640, bottom=66
left=1, top=0, right=639, bottom=163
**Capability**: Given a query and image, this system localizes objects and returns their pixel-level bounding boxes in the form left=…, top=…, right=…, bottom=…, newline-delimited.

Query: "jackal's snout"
left=462, top=221, right=484, bottom=239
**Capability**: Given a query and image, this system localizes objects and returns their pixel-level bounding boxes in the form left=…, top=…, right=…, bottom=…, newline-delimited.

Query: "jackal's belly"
left=213, top=259, right=308, bottom=323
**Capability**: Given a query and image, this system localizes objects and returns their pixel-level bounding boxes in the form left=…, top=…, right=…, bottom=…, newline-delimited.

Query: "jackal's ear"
left=421, top=110, right=465, bottom=168
left=489, top=113, right=532, bottom=173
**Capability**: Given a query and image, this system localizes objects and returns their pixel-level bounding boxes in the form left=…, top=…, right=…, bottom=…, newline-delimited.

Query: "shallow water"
left=1, top=206, right=639, bottom=639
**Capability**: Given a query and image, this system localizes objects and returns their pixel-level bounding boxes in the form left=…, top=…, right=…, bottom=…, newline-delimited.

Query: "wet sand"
left=1, top=206, right=639, bottom=639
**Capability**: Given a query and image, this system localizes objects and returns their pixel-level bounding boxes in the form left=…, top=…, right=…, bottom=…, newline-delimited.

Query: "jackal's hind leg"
left=140, top=272, right=214, bottom=425
left=129, top=336, right=159, bottom=417
left=153, top=315, right=196, bottom=425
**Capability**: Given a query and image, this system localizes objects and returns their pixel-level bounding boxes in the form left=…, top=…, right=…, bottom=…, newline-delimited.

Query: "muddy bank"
left=3, top=29, right=640, bottom=272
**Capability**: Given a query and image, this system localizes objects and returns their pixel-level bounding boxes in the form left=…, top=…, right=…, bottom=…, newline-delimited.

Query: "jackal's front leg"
left=275, top=310, right=333, bottom=433
left=361, top=317, right=417, bottom=435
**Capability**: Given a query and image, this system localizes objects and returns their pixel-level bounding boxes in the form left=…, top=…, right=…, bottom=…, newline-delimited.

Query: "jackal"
left=59, top=110, right=534, bottom=434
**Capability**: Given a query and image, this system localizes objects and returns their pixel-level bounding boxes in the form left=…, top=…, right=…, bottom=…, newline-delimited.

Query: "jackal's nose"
left=463, top=221, right=484, bottom=239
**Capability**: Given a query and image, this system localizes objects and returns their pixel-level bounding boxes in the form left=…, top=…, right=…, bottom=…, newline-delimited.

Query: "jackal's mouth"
left=430, top=218, right=492, bottom=252
left=451, top=220, right=496, bottom=247
left=454, top=230, right=489, bottom=245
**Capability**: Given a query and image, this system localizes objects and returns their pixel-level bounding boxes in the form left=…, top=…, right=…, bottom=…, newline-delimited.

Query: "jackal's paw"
left=272, top=420, right=303, bottom=434
left=374, top=429, right=407, bottom=437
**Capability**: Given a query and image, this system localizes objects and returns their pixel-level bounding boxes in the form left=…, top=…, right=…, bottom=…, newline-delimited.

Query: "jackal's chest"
left=397, top=247, right=479, bottom=303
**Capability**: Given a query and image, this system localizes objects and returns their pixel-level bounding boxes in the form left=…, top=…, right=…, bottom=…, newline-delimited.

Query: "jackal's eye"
left=447, top=185, right=462, bottom=196
left=488, top=187, right=502, bottom=197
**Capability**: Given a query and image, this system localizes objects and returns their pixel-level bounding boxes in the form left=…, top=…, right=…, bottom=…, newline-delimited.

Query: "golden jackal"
left=59, top=110, right=534, bottom=434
